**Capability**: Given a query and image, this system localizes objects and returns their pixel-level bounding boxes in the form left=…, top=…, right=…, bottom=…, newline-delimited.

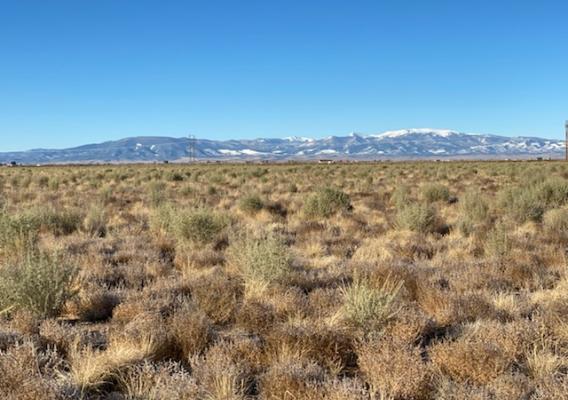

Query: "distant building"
left=318, top=159, right=335, bottom=164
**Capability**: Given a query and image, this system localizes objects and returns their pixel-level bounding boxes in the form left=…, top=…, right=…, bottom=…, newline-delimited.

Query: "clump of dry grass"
left=64, top=334, right=160, bottom=395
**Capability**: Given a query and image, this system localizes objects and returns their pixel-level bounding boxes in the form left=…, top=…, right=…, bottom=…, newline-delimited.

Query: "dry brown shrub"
left=168, top=302, right=213, bottom=358
left=259, top=358, right=326, bottom=400
left=176, top=246, right=225, bottom=270
left=316, top=378, right=369, bottom=400
left=116, top=361, right=199, bottom=400
left=0, top=341, right=61, bottom=400
left=235, top=299, right=278, bottom=335
left=305, top=287, right=344, bottom=319
left=0, top=328, right=22, bottom=352
left=355, top=261, right=423, bottom=302
left=191, top=340, right=250, bottom=400
left=434, top=377, right=492, bottom=400
left=384, top=305, right=436, bottom=345
left=532, top=375, right=568, bottom=400
left=39, top=319, right=75, bottom=355
left=188, top=270, right=243, bottom=325
left=68, top=287, right=120, bottom=322
left=8, top=309, right=40, bottom=335
left=450, top=293, right=504, bottom=323
left=430, top=321, right=533, bottom=385
left=415, top=284, right=454, bottom=326
left=354, top=231, right=436, bottom=264
left=431, top=335, right=511, bottom=385
left=487, top=373, right=532, bottom=400
left=113, top=300, right=147, bottom=324
left=259, top=286, right=309, bottom=321
left=357, top=337, right=433, bottom=399
left=417, top=287, right=502, bottom=327
left=265, top=321, right=356, bottom=375
left=112, top=280, right=191, bottom=324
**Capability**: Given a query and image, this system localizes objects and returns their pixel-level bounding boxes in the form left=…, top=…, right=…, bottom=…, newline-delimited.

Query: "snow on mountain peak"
left=373, top=128, right=460, bottom=139
left=285, top=136, right=314, bottom=142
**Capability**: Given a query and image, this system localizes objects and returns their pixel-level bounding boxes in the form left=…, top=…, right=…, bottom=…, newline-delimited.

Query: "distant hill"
left=0, top=129, right=564, bottom=164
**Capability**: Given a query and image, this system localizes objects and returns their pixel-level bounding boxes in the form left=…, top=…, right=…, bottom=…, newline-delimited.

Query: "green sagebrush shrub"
left=152, top=205, right=227, bottom=244
left=498, top=179, right=568, bottom=223
left=340, top=274, right=402, bottom=335
left=0, top=211, right=40, bottom=258
left=396, top=203, right=439, bottom=234
left=457, top=189, right=490, bottom=236
left=543, top=208, right=568, bottom=243
left=227, top=232, right=291, bottom=285
left=421, top=183, right=450, bottom=203
left=304, top=187, right=352, bottom=218
left=0, top=252, right=77, bottom=318
left=238, top=194, right=264, bottom=215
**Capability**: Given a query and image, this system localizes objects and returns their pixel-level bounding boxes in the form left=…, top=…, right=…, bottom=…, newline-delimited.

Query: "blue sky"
left=1, top=0, right=567, bottom=151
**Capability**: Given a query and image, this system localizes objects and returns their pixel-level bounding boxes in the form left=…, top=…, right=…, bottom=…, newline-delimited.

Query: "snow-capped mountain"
left=0, top=129, right=564, bottom=164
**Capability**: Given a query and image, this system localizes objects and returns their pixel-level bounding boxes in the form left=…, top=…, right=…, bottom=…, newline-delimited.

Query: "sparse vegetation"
left=0, top=161, right=567, bottom=399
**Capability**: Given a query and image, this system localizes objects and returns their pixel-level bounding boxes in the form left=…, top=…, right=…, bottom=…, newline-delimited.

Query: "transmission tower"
left=188, top=134, right=196, bottom=163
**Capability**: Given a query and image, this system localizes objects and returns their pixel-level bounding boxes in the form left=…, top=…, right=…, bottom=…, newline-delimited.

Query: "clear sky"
left=1, top=0, right=567, bottom=151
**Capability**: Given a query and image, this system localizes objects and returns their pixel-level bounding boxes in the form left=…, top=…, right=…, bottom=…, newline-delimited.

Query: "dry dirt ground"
left=1, top=161, right=568, bottom=399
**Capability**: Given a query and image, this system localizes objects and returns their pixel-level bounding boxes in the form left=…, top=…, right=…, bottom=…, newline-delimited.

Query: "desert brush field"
left=1, top=161, right=568, bottom=399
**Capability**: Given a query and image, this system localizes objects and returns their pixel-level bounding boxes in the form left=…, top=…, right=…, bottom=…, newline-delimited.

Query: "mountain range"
left=1, top=129, right=565, bottom=164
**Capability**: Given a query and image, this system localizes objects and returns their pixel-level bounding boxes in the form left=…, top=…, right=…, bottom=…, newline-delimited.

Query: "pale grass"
left=525, top=343, right=566, bottom=380
left=491, top=292, right=523, bottom=317
left=65, top=335, right=158, bottom=394
left=338, top=273, right=403, bottom=335
left=203, top=374, right=246, bottom=400
left=243, top=279, right=270, bottom=301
